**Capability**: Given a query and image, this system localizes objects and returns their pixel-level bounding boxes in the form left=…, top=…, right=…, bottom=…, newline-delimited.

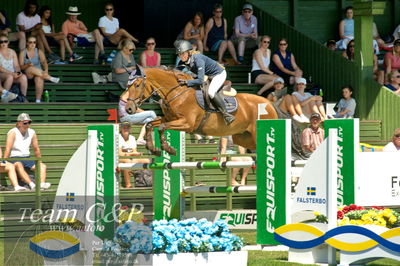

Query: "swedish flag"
left=307, top=187, right=316, bottom=196
left=66, top=192, right=75, bottom=201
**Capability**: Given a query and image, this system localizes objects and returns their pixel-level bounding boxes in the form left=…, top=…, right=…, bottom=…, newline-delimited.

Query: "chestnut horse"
left=125, top=67, right=278, bottom=155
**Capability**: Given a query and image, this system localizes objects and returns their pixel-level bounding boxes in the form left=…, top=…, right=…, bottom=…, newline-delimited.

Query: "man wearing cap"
left=62, top=6, right=106, bottom=64
left=4, top=113, right=50, bottom=190
left=383, top=128, right=400, bottom=152
left=230, top=3, right=258, bottom=63
left=301, top=113, right=325, bottom=155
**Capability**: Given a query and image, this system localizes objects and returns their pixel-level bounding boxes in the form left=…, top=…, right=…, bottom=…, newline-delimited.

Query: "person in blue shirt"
left=175, top=40, right=235, bottom=125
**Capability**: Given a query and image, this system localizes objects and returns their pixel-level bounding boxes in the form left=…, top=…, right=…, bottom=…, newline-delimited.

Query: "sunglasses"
left=0, top=40, right=9, bottom=44
left=394, top=44, right=400, bottom=47
left=263, top=41, right=270, bottom=43
left=23, top=121, right=32, bottom=125
left=105, top=8, right=113, bottom=11
left=128, top=48, right=134, bottom=52
left=395, top=134, right=400, bottom=138
left=396, top=75, right=400, bottom=78
left=146, top=42, right=155, bottom=46
left=279, top=43, right=287, bottom=46
left=28, top=41, right=36, bottom=44
left=243, top=10, right=252, bottom=13
left=214, top=10, right=222, bottom=13
left=348, top=45, right=354, bottom=48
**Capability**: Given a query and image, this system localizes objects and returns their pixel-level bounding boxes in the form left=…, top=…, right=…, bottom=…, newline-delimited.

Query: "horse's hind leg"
left=145, top=122, right=161, bottom=157
left=158, top=125, right=177, bottom=156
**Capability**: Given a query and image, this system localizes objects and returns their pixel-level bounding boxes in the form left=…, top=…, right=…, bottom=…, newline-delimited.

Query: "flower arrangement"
left=313, top=204, right=400, bottom=229
left=102, top=218, right=243, bottom=256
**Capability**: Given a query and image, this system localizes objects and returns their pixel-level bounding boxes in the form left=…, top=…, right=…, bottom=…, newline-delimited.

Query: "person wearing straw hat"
left=4, top=113, right=50, bottom=190
left=62, top=6, right=107, bottom=64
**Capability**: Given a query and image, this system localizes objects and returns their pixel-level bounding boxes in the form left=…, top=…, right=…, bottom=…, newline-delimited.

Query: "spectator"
left=302, top=113, right=325, bottom=156
left=384, top=71, right=400, bottom=94
left=16, top=0, right=60, bottom=62
left=383, top=128, right=400, bottom=152
left=111, top=39, right=136, bottom=89
left=0, top=10, right=26, bottom=51
left=19, top=36, right=60, bottom=103
left=342, top=39, right=354, bottom=61
left=62, top=6, right=106, bottom=64
left=219, top=136, right=252, bottom=186
left=4, top=113, right=50, bottom=190
left=176, top=12, right=205, bottom=53
left=262, top=77, right=309, bottom=123
left=139, top=37, right=161, bottom=67
left=326, top=39, right=336, bottom=51
left=251, top=35, right=279, bottom=94
left=331, top=86, right=356, bottom=118
left=337, top=6, right=354, bottom=50
left=0, top=34, right=27, bottom=102
left=292, top=78, right=326, bottom=120
left=175, top=40, right=235, bottom=125
left=230, top=3, right=258, bottom=63
left=392, top=24, right=400, bottom=41
left=203, top=4, right=239, bottom=65
left=0, top=147, right=27, bottom=191
left=39, top=6, right=82, bottom=63
left=98, top=3, right=139, bottom=46
left=384, top=39, right=400, bottom=76
left=270, top=38, right=303, bottom=85
left=119, top=122, right=150, bottom=188
left=119, top=86, right=157, bottom=144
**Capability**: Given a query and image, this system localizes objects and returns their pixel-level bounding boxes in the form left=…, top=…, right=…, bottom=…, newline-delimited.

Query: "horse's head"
left=125, top=75, right=151, bottom=115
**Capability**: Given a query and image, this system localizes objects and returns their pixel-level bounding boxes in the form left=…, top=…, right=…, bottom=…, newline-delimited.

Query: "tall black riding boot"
left=211, top=93, right=235, bottom=125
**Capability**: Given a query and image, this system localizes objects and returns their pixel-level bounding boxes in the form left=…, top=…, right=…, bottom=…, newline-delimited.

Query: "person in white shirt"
left=16, top=0, right=60, bottom=62
left=119, top=122, right=150, bottom=188
left=4, top=113, right=50, bottom=190
left=383, top=128, right=400, bottom=152
left=98, top=3, right=138, bottom=46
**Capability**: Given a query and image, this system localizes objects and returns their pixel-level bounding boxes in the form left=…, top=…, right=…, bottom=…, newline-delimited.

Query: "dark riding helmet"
left=175, top=40, right=192, bottom=54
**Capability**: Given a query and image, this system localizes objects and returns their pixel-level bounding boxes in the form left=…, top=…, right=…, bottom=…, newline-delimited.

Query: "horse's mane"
left=144, top=66, right=192, bottom=80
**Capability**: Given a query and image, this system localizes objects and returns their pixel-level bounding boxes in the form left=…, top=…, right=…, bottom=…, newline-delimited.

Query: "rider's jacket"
left=184, top=53, right=224, bottom=87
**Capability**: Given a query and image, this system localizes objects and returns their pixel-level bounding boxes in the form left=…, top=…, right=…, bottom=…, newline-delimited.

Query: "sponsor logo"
left=30, top=231, right=80, bottom=259
left=95, top=132, right=105, bottom=230
left=265, top=127, right=276, bottom=233
left=162, top=131, right=172, bottom=219
left=336, top=127, right=344, bottom=205
left=307, top=187, right=316, bottom=196
left=219, top=212, right=257, bottom=227
left=66, top=192, right=75, bottom=202
left=392, top=176, right=400, bottom=197
left=295, top=197, right=326, bottom=204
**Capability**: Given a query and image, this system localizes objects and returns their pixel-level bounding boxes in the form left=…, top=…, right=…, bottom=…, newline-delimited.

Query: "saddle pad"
left=195, top=90, right=238, bottom=113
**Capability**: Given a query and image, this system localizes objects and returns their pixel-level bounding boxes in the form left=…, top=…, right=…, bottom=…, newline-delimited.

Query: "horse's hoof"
left=167, top=147, right=176, bottom=156
left=152, top=149, right=162, bottom=157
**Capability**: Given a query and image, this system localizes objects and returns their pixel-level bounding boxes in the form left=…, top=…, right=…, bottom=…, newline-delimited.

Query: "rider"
left=175, top=40, right=235, bottom=125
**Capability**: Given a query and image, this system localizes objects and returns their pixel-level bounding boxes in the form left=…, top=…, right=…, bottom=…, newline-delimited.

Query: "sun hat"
left=120, top=121, right=131, bottom=127
left=273, top=77, right=284, bottom=84
left=296, top=77, right=307, bottom=85
left=310, top=113, right=321, bottom=120
left=17, top=113, right=32, bottom=122
left=66, top=6, right=81, bottom=15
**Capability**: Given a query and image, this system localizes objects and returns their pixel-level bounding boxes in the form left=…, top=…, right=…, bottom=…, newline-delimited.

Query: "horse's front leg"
left=144, top=122, right=161, bottom=157
left=158, top=118, right=193, bottom=156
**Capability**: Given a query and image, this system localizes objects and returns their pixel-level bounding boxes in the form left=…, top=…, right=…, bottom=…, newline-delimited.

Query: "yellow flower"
left=356, top=220, right=364, bottom=225
left=383, top=209, right=393, bottom=218
left=313, top=211, right=320, bottom=217
left=338, top=217, right=350, bottom=226
left=389, top=215, right=397, bottom=224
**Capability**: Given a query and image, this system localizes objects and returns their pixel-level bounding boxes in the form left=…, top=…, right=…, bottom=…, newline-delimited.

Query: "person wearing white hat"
left=62, top=6, right=107, bottom=64
left=263, top=77, right=309, bottom=123
left=291, top=78, right=326, bottom=120
left=4, top=113, right=51, bottom=190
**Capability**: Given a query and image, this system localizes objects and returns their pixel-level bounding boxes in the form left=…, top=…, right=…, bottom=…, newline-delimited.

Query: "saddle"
left=195, top=80, right=238, bottom=113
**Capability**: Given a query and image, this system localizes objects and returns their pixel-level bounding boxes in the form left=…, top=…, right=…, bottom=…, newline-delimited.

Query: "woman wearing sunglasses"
left=98, top=3, right=138, bottom=46
left=139, top=37, right=161, bottom=67
left=0, top=34, right=27, bottom=102
left=111, top=39, right=136, bottom=89
left=270, top=38, right=303, bottom=85
left=251, top=35, right=279, bottom=95
left=19, top=36, right=60, bottom=103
